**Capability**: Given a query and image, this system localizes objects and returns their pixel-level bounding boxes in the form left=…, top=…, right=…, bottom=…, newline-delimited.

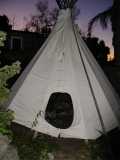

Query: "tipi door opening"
left=45, top=92, right=74, bottom=129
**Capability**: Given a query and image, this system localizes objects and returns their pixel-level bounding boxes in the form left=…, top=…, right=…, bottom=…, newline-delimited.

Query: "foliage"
left=13, top=135, right=58, bottom=160
left=0, top=31, right=21, bottom=103
left=25, top=0, right=80, bottom=33
left=88, top=6, right=112, bottom=35
left=88, top=137, right=115, bottom=160
left=25, top=0, right=59, bottom=33
left=0, top=61, right=21, bottom=104
left=88, top=0, right=120, bottom=63
left=0, top=31, right=7, bottom=47
left=0, top=31, right=21, bottom=139
left=0, top=110, right=14, bottom=138
left=83, top=35, right=110, bottom=63
left=0, top=15, right=12, bottom=31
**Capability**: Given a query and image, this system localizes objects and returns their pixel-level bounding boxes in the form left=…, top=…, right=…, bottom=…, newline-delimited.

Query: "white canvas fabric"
left=8, top=9, right=120, bottom=139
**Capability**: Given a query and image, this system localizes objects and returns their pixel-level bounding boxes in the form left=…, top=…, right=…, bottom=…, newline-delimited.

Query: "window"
left=10, top=36, right=23, bottom=50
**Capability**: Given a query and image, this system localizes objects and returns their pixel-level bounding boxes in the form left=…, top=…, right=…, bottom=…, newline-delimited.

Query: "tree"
left=88, top=0, right=120, bottom=64
left=0, top=15, right=12, bottom=32
left=25, top=0, right=59, bottom=33
left=83, top=35, right=110, bottom=64
left=25, top=0, right=80, bottom=33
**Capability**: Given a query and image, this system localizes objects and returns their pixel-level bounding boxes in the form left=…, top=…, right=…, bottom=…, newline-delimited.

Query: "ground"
left=52, top=139, right=91, bottom=160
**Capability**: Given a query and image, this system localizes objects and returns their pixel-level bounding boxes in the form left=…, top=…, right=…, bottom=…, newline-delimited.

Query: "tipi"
left=8, top=0, right=120, bottom=139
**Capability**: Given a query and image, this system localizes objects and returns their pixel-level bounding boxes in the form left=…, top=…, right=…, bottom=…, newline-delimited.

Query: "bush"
left=13, top=135, right=58, bottom=160
left=0, top=61, right=20, bottom=104
left=0, top=110, right=14, bottom=138
left=0, top=31, right=21, bottom=139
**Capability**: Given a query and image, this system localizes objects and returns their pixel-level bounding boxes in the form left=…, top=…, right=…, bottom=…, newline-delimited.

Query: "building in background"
left=0, top=30, right=49, bottom=87
left=0, top=30, right=48, bottom=69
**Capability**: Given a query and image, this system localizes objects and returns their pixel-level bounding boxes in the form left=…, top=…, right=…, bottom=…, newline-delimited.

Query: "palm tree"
left=88, top=0, right=120, bottom=64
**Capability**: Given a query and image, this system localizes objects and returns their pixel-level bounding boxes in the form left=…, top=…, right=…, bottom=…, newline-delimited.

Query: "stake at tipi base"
left=7, top=0, right=120, bottom=139
left=33, top=131, right=38, bottom=139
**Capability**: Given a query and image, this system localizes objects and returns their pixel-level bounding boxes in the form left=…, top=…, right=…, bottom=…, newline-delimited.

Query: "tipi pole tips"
left=56, top=0, right=78, bottom=9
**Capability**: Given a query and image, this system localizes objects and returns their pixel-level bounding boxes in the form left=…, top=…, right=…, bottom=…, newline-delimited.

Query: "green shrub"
left=0, top=31, right=6, bottom=47
left=0, top=31, right=21, bottom=139
left=0, top=110, right=14, bottom=138
left=0, top=61, right=21, bottom=104
left=13, top=135, right=58, bottom=160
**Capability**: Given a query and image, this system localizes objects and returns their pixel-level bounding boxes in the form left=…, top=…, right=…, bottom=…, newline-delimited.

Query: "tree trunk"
left=111, top=0, right=120, bottom=64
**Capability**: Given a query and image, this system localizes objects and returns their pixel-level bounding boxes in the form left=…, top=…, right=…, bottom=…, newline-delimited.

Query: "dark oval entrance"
left=45, top=92, right=74, bottom=129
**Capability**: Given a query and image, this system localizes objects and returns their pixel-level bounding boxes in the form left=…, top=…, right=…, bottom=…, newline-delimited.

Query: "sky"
left=0, top=0, right=113, bottom=58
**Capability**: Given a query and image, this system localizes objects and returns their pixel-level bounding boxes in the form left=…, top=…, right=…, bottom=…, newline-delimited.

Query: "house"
left=0, top=30, right=49, bottom=69
left=0, top=30, right=49, bottom=87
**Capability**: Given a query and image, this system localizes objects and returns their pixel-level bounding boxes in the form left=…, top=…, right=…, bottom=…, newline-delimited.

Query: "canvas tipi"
left=8, top=0, right=120, bottom=139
